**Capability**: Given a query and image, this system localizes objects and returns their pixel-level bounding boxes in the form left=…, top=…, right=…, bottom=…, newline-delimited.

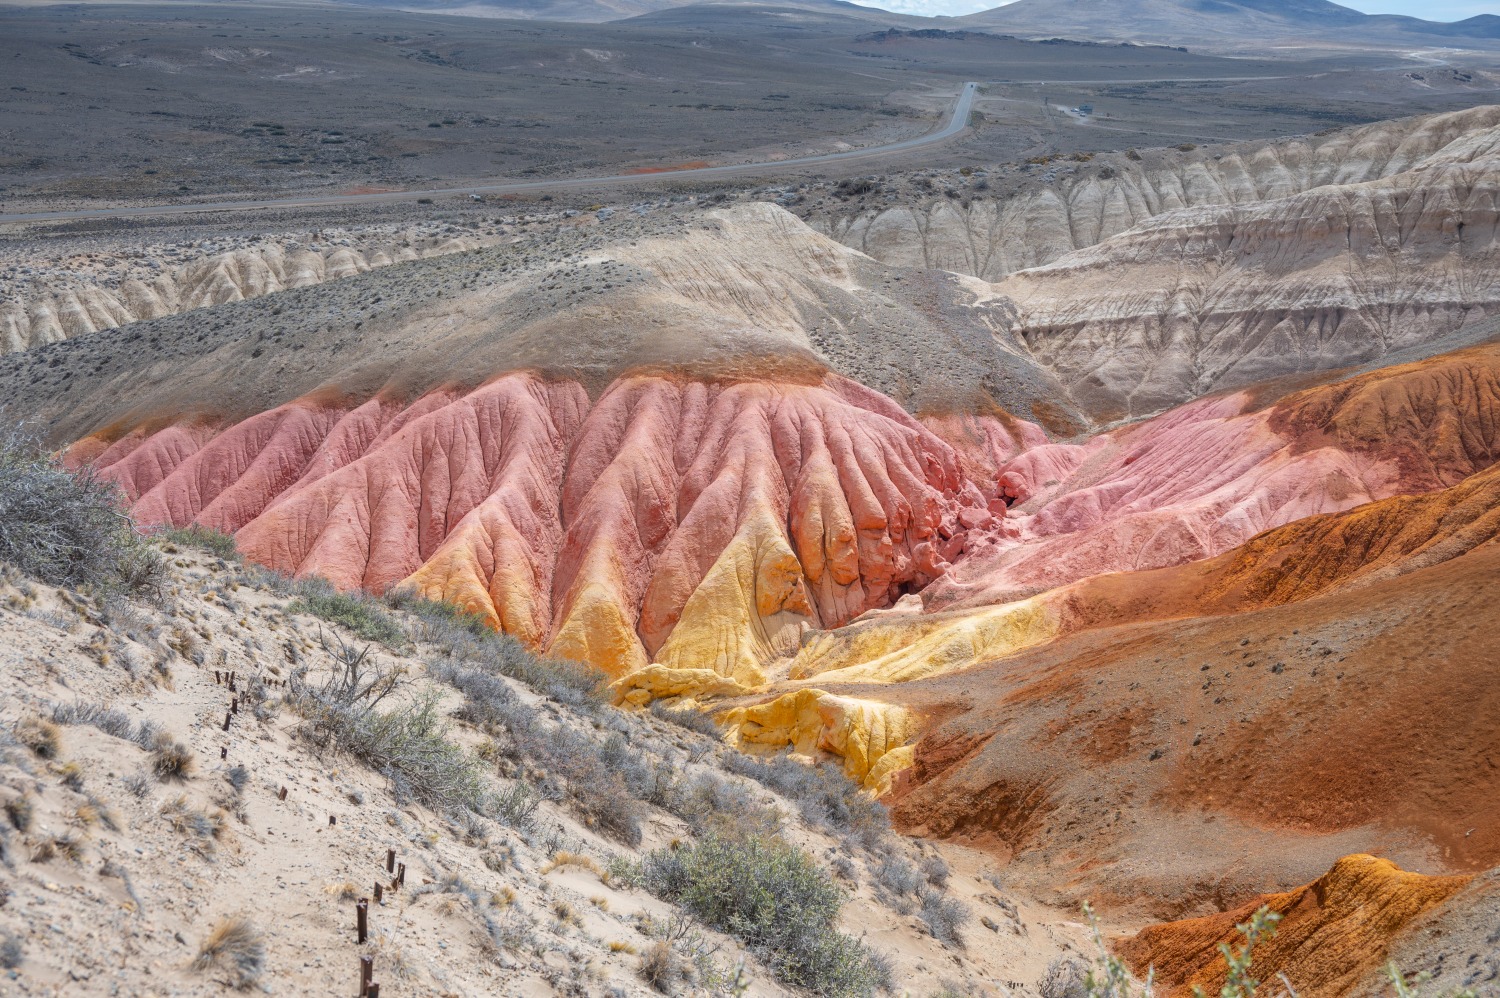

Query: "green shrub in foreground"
left=295, top=687, right=487, bottom=813
left=633, top=831, right=890, bottom=997
left=160, top=524, right=239, bottom=560
left=286, top=576, right=407, bottom=647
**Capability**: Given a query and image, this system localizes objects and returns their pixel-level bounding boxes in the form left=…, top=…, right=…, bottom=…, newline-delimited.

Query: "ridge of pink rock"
left=129, top=402, right=350, bottom=533
left=235, top=374, right=590, bottom=599
left=82, top=424, right=219, bottom=502
left=85, top=369, right=984, bottom=678
left=546, top=372, right=981, bottom=672
left=919, top=410, right=1050, bottom=499
left=75, top=347, right=1500, bottom=693
left=930, top=346, right=1500, bottom=610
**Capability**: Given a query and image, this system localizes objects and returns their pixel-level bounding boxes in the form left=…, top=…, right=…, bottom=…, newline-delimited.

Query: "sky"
left=849, top=0, right=1497, bottom=21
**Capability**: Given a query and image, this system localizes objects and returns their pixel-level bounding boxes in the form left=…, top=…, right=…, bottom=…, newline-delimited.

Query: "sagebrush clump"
left=285, top=576, right=407, bottom=647
left=160, top=524, right=240, bottom=560
left=0, top=422, right=165, bottom=595
left=629, top=830, right=891, bottom=997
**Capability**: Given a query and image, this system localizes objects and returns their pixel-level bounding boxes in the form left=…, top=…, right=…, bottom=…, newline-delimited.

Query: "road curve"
left=0, top=83, right=978, bottom=225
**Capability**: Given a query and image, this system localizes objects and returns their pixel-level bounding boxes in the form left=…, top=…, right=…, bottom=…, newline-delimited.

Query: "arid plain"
left=1, top=0, right=1499, bottom=996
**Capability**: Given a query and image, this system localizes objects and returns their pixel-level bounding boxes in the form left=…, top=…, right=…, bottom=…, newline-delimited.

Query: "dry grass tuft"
left=3, top=794, right=34, bottom=832
left=194, top=916, right=265, bottom=990
left=639, top=939, right=680, bottom=993
left=149, top=734, right=194, bottom=781
left=542, top=849, right=601, bottom=876
left=161, top=795, right=227, bottom=852
left=31, top=833, right=85, bottom=864
left=364, top=925, right=415, bottom=981
left=15, top=717, right=60, bottom=759
left=56, top=760, right=85, bottom=791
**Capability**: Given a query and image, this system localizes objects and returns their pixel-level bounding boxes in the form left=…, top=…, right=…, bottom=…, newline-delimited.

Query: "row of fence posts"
left=213, top=662, right=392, bottom=995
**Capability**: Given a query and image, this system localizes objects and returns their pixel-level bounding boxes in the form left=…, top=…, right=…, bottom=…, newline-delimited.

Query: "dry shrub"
left=194, top=916, right=265, bottom=990
left=0, top=422, right=165, bottom=596
left=15, top=717, right=60, bottom=759
left=917, top=886, right=970, bottom=946
left=633, top=831, right=889, bottom=996
left=149, top=734, right=195, bottom=781
left=1039, top=955, right=1090, bottom=998
left=639, top=939, right=681, bottom=994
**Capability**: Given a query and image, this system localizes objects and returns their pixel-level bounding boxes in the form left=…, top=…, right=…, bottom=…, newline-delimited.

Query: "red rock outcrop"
left=1121, top=855, right=1472, bottom=998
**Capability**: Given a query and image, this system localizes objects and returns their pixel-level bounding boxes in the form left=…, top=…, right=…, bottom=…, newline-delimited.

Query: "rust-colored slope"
left=1269, top=341, right=1500, bottom=492
left=875, top=538, right=1500, bottom=915
left=1120, top=855, right=1472, bottom=998
left=1189, top=462, right=1500, bottom=611
left=786, top=397, right=1500, bottom=692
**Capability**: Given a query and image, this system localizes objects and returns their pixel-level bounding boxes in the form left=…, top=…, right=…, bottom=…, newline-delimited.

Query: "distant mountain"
left=618, top=0, right=926, bottom=27
left=332, top=0, right=665, bottom=22
left=339, top=0, right=909, bottom=23
left=1377, top=12, right=1500, bottom=38
left=955, top=0, right=1500, bottom=49
left=306, top=0, right=1500, bottom=35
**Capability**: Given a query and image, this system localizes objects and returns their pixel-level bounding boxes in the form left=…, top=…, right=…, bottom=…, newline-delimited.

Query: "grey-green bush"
left=160, top=524, right=239, bottom=560
left=634, top=831, right=890, bottom=997
left=0, top=422, right=165, bottom=595
left=296, top=687, right=486, bottom=813
left=917, top=886, right=969, bottom=946
left=286, top=576, right=407, bottom=647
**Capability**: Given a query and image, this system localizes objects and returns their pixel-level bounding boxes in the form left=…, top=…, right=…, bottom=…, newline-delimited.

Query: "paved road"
left=0, top=83, right=978, bottom=225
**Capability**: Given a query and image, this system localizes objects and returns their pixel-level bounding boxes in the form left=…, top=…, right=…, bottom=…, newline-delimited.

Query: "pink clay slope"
left=929, top=347, right=1500, bottom=610
left=73, top=345, right=1500, bottom=689
left=81, top=370, right=989, bottom=679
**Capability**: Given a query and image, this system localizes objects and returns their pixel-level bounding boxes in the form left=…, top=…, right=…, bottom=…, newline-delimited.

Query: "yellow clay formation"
left=790, top=596, right=1058, bottom=684
left=653, top=504, right=813, bottom=688
left=406, top=517, right=548, bottom=645
left=549, top=582, right=651, bottom=678
left=611, top=665, right=753, bottom=707
left=720, top=688, right=917, bottom=792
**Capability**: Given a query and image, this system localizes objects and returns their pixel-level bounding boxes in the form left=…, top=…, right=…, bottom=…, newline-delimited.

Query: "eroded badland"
left=1, top=0, right=1499, bottom=995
